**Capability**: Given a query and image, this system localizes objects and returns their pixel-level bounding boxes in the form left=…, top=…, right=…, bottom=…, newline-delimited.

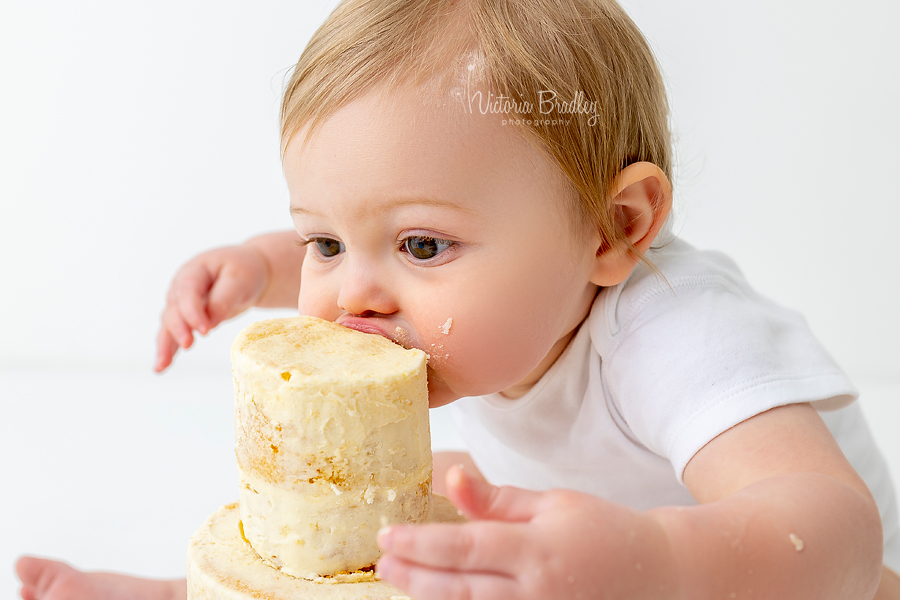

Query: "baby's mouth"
left=335, top=316, right=417, bottom=350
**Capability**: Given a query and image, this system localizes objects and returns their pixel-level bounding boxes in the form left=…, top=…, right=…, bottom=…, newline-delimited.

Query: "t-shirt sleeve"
left=594, top=252, right=857, bottom=483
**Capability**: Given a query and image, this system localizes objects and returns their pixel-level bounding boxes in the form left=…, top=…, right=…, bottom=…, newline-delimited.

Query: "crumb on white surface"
left=789, top=533, right=805, bottom=551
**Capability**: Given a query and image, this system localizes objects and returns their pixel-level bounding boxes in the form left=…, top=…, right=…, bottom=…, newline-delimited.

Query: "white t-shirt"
left=449, top=238, right=900, bottom=570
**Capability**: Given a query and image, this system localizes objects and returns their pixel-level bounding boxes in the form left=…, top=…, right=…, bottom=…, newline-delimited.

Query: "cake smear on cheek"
left=393, top=325, right=413, bottom=349
left=391, top=320, right=460, bottom=406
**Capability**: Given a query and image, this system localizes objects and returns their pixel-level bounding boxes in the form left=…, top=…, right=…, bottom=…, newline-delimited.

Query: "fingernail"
left=376, top=556, right=392, bottom=581
left=448, top=464, right=468, bottom=487
left=377, top=526, right=393, bottom=551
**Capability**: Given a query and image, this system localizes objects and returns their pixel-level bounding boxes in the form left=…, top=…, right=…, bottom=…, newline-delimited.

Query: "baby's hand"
left=155, top=245, right=269, bottom=372
left=377, top=467, right=676, bottom=600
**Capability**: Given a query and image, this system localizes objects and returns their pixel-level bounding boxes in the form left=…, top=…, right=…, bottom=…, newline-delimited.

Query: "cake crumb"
left=387, top=489, right=397, bottom=501
left=393, top=326, right=412, bottom=348
left=439, top=317, right=453, bottom=334
left=789, top=533, right=804, bottom=551
left=330, top=483, right=343, bottom=496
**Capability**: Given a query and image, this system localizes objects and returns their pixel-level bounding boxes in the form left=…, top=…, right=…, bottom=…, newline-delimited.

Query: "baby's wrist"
left=642, top=506, right=689, bottom=600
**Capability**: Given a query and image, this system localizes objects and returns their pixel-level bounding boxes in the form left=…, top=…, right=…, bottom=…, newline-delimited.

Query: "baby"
left=17, top=0, right=900, bottom=599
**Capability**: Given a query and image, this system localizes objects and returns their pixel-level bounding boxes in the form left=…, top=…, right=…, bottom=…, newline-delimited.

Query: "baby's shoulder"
left=590, top=239, right=764, bottom=350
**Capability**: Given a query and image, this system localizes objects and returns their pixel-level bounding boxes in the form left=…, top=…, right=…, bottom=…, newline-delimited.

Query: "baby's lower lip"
left=336, top=318, right=419, bottom=350
left=338, top=321, right=387, bottom=337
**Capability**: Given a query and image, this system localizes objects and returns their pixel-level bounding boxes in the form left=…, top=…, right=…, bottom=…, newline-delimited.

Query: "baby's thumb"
left=445, top=464, right=541, bottom=523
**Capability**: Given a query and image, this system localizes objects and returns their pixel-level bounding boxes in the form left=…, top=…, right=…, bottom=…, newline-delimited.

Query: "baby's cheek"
left=296, top=288, right=339, bottom=322
left=425, top=319, right=539, bottom=398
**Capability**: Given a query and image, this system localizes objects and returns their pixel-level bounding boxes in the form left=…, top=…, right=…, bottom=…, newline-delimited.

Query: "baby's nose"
left=336, top=260, right=398, bottom=316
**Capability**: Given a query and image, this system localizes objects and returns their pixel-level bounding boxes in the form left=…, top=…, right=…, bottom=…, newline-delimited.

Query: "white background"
left=1, top=0, right=898, bottom=596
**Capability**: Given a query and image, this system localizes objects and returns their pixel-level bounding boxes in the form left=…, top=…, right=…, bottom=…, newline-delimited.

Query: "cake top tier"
left=231, top=316, right=426, bottom=385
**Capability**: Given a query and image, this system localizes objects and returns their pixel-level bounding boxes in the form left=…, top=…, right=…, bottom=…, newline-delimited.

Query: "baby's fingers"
left=155, top=326, right=180, bottom=373
left=377, top=556, right=520, bottom=600
left=171, top=269, right=215, bottom=335
left=160, top=304, right=195, bottom=350
left=378, top=522, right=527, bottom=575
left=206, top=264, right=262, bottom=327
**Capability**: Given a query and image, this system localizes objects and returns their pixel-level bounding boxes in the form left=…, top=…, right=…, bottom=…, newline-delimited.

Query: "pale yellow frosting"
left=231, top=316, right=432, bottom=579
left=187, top=498, right=465, bottom=600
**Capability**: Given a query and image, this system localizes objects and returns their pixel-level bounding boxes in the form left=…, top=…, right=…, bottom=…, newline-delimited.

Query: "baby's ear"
left=590, top=162, right=672, bottom=287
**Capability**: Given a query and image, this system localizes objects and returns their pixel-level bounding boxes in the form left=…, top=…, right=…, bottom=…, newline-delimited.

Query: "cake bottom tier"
left=187, top=496, right=465, bottom=600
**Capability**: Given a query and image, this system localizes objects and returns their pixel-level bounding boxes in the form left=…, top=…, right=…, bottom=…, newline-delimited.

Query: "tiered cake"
left=186, top=316, right=463, bottom=599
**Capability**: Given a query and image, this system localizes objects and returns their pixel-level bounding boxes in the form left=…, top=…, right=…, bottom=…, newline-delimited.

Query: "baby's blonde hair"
left=281, top=0, right=671, bottom=250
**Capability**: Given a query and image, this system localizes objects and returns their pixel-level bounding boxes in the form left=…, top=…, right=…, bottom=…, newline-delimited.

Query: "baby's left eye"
left=403, top=236, right=453, bottom=260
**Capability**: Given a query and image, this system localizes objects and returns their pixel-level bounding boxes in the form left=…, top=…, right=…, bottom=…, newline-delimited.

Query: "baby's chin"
left=426, top=368, right=462, bottom=408
left=425, top=366, right=520, bottom=408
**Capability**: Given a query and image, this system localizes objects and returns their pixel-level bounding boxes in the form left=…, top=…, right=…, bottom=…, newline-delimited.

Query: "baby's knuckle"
left=447, top=575, right=474, bottom=600
left=452, top=529, right=477, bottom=564
left=206, top=298, right=224, bottom=315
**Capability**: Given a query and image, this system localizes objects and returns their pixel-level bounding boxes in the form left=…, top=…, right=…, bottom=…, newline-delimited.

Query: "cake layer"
left=231, top=316, right=432, bottom=578
left=187, top=498, right=466, bottom=600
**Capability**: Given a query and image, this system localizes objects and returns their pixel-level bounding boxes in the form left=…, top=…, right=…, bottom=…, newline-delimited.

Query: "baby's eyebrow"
left=290, top=205, right=318, bottom=216
left=290, top=195, right=476, bottom=216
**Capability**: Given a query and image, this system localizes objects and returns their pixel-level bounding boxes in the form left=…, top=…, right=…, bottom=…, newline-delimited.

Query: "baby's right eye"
left=311, top=237, right=344, bottom=258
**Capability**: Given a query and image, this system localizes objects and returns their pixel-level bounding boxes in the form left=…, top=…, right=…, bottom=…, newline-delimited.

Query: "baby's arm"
left=659, top=401, right=882, bottom=598
left=156, top=230, right=304, bottom=372
left=377, top=403, right=884, bottom=599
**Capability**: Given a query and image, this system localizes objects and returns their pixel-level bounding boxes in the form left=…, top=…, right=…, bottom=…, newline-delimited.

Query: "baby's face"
left=284, top=85, right=601, bottom=407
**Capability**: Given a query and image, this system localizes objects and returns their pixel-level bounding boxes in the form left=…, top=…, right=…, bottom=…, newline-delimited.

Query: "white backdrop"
left=1, top=0, right=898, bottom=379
left=1, top=0, right=899, bottom=595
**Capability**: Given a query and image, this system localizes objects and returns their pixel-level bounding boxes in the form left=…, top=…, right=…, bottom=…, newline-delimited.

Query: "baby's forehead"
left=290, top=79, right=562, bottom=178
left=284, top=82, right=579, bottom=222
